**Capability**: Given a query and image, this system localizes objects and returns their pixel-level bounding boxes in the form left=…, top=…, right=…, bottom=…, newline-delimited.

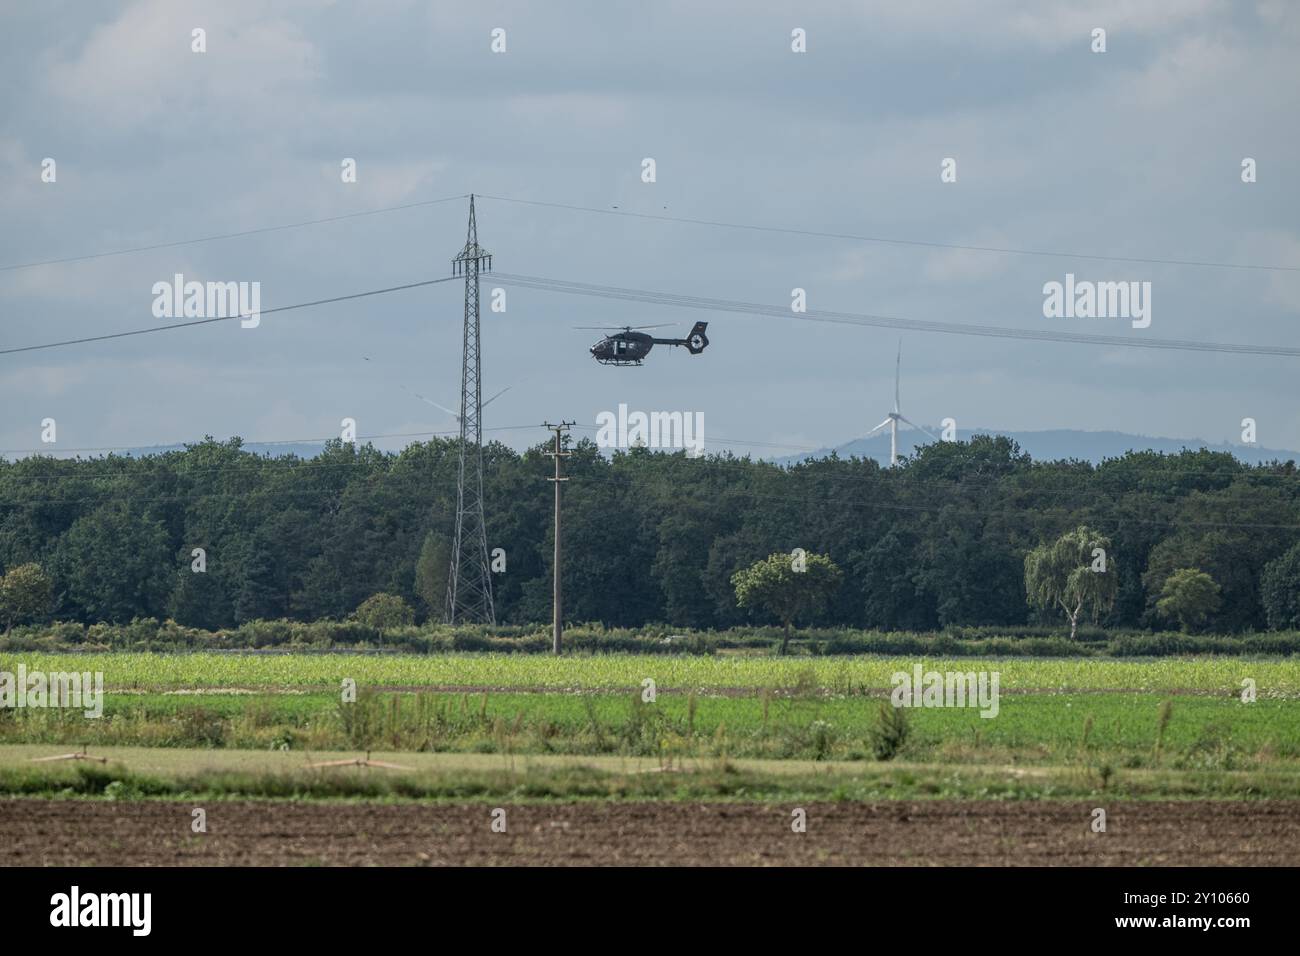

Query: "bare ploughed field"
left=3, top=799, right=1296, bottom=866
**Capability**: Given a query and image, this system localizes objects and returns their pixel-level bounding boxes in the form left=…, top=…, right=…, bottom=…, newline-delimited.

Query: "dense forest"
left=2, top=434, right=1299, bottom=633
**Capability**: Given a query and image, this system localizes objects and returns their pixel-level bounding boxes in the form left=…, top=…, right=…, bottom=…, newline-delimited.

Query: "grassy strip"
left=3, top=690, right=1297, bottom=766
left=3, top=758, right=1299, bottom=802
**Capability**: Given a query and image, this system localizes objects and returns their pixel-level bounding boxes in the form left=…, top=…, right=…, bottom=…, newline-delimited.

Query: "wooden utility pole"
left=543, top=422, right=573, bottom=654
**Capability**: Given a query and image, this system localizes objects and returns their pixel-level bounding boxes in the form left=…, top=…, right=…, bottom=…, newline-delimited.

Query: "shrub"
left=353, top=593, right=415, bottom=632
left=868, top=701, right=909, bottom=761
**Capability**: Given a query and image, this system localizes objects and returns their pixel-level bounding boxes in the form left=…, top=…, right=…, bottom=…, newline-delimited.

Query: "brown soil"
left=3, top=798, right=1297, bottom=866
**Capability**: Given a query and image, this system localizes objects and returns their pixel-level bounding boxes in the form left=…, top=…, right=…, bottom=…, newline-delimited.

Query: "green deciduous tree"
left=0, top=437, right=1293, bottom=636
left=1155, top=568, right=1222, bottom=633
left=53, top=503, right=172, bottom=623
left=1140, top=484, right=1296, bottom=632
left=1261, top=543, right=1300, bottom=630
left=0, top=562, right=53, bottom=633
left=1024, top=526, right=1118, bottom=640
left=354, top=592, right=414, bottom=632
left=732, top=551, right=842, bottom=655
left=168, top=561, right=233, bottom=630
left=413, top=532, right=450, bottom=621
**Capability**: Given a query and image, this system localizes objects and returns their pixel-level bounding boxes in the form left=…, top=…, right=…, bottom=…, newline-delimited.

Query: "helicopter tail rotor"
left=685, top=321, right=709, bottom=354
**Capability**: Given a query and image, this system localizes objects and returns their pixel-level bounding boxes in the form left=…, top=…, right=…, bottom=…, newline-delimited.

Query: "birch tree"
left=1024, top=526, right=1117, bottom=640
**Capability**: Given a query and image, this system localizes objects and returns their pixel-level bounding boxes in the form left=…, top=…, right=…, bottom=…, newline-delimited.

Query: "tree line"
left=2, top=434, right=1299, bottom=634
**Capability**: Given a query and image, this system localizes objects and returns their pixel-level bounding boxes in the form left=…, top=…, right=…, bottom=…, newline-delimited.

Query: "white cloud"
left=922, top=234, right=1015, bottom=282
left=506, top=93, right=628, bottom=128
left=1235, top=229, right=1300, bottom=313
left=3, top=0, right=1298, bottom=452
left=850, top=0, right=1223, bottom=50
left=45, top=0, right=322, bottom=133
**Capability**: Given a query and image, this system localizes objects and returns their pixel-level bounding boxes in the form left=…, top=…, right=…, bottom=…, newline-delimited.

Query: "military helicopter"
left=580, top=321, right=710, bottom=366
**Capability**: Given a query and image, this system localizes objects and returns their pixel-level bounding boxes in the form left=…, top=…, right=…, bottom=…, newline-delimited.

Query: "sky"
left=2, top=0, right=1298, bottom=460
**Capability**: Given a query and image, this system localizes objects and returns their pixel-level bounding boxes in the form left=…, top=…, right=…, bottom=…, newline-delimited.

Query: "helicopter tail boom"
left=651, top=321, right=709, bottom=354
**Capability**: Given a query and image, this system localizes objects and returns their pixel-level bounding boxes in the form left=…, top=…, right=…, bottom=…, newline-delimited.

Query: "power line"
left=0, top=194, right=470, bottom=273
left=491, top=272, right=1300, bottom=358
left=476, top=194, right=1300, bottom=274
left=5, top=188, right=1293, bottom=277
left=0, top=424, right=542, bottom=457
left=0, top=276, right=460, bottom=356
left=26, top=265, right=1281, bottom=361
left=30, top=265, right=1300, bottom=362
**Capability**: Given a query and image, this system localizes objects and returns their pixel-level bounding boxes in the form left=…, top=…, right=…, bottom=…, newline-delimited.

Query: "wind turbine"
left=360, top=355, right=514, bottom=428
left=864, top=341, right=939, bottom=466
left=402, top=383, right=511, bottom=426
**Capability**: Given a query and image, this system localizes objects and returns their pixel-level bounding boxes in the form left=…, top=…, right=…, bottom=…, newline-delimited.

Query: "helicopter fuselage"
left=590, top=331, right=655, bottom=366
left=589, top=322, right=709, bottom=366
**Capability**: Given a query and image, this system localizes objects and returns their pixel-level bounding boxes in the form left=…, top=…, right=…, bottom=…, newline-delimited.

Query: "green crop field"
left=3, top=689, right=1295, bottom=763
left=5, top=651, right=1298, bottom=694
left=4, top=651, right=1298, bottom=801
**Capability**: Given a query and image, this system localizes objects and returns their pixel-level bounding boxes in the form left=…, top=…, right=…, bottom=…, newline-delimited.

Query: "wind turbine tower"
left=865, top=342, right=938, bottom=466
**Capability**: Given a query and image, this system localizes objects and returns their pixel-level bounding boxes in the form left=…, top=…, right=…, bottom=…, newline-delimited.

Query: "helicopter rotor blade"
left=572, top=324, right=678, bottom=331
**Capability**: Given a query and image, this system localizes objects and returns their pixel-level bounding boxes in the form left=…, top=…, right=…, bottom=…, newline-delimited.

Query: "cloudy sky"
left=2, top=0, right=1298, bottom=459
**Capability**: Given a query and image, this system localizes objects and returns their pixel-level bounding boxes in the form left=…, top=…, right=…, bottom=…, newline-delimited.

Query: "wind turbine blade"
left=864, top=418, right=893, bottom=437
left=894, top=340, right=902, bottom=413
left=423, top=398, right=460, bottom=418
left=898, top=415, right=940, bottom=441
left=482, top=385, right=512, bottom=408
left=400, top=385, right=436, bottom=407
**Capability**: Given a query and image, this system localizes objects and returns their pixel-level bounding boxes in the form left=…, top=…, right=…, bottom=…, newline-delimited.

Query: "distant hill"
left=25, top=429, right=1300, bottom=467
left=775, top=428, right=1300, bottom=467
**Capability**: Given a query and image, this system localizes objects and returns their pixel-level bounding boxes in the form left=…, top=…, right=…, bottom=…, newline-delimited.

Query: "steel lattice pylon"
left=445, top=195, right=496, bottom=624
